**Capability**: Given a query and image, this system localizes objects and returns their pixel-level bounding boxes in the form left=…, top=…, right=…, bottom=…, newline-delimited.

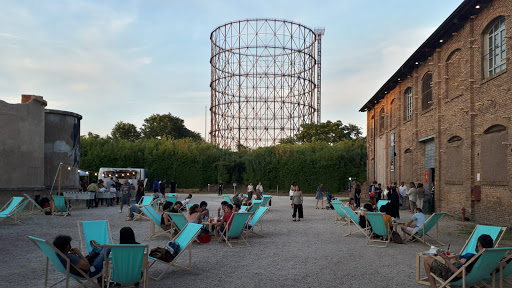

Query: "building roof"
left=359, top=0, right=493, bottom=112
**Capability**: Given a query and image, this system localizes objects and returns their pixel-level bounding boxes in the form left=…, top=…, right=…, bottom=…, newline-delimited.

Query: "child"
left=109, top=184, right=116, bottom=207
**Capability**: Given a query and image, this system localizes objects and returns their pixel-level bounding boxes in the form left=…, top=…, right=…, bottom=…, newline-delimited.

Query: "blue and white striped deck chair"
left=104, top=244, right=149, bottom=288
left=148, top=223, right=202, bottom=280
left=0, top=196, right=28, bottom=224
left=248, top=206, right=269, bottom=236
left=28, top=236, right=102, bottom=288
left=78, top=220, right=112, bottom=254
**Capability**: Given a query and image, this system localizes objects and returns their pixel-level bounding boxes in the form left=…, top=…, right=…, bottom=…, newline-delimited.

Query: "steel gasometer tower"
left=210, top=19, right=322, bottom=149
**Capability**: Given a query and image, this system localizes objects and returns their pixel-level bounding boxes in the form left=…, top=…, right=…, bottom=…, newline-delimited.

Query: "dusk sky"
left=0, top=0, right=463, bottom=139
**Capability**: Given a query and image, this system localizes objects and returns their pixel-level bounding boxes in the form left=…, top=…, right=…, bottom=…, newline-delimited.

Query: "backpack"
left=149, top=247, right=174, bottom=262
left=165, top=241, right=180, bottom=258
left=392, top=231, right=404, bottom=244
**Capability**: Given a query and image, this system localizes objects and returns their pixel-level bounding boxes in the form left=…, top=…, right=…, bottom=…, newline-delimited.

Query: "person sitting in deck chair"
left=400, top=207, right=426, bottom=237
left=216, top=204, right=234, bottom=234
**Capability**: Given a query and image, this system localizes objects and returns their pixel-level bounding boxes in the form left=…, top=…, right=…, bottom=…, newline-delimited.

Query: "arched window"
left=422, top=72, right=433, bottom=111
left=379, top=107, right=385, bottom=133
left=446, top=136, right=463, bottom=184
left=404, top=87, right=413, bottom=120
left=402, top=148, right=413, bottom=182
left=484, top=17, right=506, bottom=78
left=481, top=125, right=508, bottom=185
left=446, top=49, right=463, bottom=99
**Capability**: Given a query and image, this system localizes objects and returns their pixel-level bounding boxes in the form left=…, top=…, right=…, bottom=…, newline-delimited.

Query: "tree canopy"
left=295, top=120, right=363, bottom=144
left=140, top=113, right=202, bottom=141
left=111, top=121, right=141, bottom=142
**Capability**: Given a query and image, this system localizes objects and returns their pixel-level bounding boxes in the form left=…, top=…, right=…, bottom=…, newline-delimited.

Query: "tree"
left=140, top=113, right=202, bottom=141
left=295, top=120, right=363, bottom=144
left=111, top=121, right=141, bottom=141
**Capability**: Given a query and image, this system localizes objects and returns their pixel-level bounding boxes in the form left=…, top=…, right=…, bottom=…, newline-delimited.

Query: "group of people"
left=153, top=179, right=177, bottom=198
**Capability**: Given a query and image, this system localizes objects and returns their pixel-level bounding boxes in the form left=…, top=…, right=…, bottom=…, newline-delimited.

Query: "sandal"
left=90, top=240, right=101, bottom=249
left=293, top=219, right=296, bottom=221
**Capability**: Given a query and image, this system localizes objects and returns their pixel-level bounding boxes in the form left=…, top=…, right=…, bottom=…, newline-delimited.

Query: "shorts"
left=431, top=260, right=463, bottom=280
left=406, top=226, right=420, bottom=233
left=121, top=194, right=131, bottom=205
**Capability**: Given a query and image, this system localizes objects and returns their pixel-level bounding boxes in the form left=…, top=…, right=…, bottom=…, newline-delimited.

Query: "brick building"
left=360, top=0, right=512, bottom=225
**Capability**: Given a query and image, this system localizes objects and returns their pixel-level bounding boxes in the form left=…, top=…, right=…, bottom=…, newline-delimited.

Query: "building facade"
left=360, top=0, right=512, bottom=225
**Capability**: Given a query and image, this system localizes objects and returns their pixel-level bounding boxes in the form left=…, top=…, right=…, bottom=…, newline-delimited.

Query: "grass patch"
left=455, top=224, right=512, bottom=246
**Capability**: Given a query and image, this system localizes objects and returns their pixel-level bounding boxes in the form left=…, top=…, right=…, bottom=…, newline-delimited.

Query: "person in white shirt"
left=398, top=182, right=408, bottom=210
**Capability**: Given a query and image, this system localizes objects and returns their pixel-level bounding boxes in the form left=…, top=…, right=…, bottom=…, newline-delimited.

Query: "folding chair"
left=332, top=202, right=349, bottom=225
left=78, top=220, right=112, bottom=254
left=52, top=196, right=70, bottom=217
left=432, top=247, right=512, bottom=288
left=28, top=236, right=103, bottom=288
left=0, top=196, right=28, bottom=224
left=481, top=252, right=512, bottom=287
left=459, top=225, right=507, bottom=256
left=148, top=223, right=203, bottom=280
left=218, top=212, right=253, bottom=248
left=24, top=193, right=45, bottom=214
left=248, top=207, right=269, bottom=237
left=223, top=195, right=233, bottom=205
left=341, top=206, right=370, bottom=237
left=141, top=206, right=174, bottom=240
left=249, top=200, right=262, bottom=212
left=403, top=212, right=446, bottom=246
left=166, top=193, right=177, bottom=205
left=167, top=212, right=188, bottom=233
left=377, top=200, right=389, bottom=212
left=364, top=212, right=391, bottom=248
left=261, top=195, right=271, bottom=207
left=104, top=244, right=149, bottom=288
left=138, top=196, right=153, bottom=206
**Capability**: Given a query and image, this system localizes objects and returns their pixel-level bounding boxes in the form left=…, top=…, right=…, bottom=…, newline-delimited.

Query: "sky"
left=0, top=0, right=464, bottom=139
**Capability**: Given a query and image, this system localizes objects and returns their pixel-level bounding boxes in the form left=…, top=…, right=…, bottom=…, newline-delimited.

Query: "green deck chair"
left=0, top=196, right=28, bottom=224
left=249, top=200, right=262, bottom=213
left=223, top=195, right=233, bottom=205
left=219, top=212, right=253, bottom=248
left=404, top=212, right=446, bottom=246
left=167, top=212, right=188, bottom=232
left=142, top=206, right=174, bottom=240
left=481, top=252, right=512, bottom=287
left=28, top=236, right=102, bottom=288
left=364, top=212, right=391, bottom=248
left=459, top=225, right=507, bottom=255
left=432, top=247, right=512, bottom=288
left=24, top=193, right=45, bottom=214
left=332, top=202, right=349, bottom=225
left=148, top=223, right=203, bottom=280
left=341, top=206, right=369, bottom=238
left=377, top=200, right=389, bottom=212
left=166, top=193, right=177, bottom=205
left=241, top=205, right=248, bottom=211
left=261, top=195, right=271, bottom=207
left=248, top=207, right=269, bottom=236
left=52, top=196, right=69, bottom=216
left=104, top=244, right=148, bottom=288
left=78, top=220, right=112, bottom=254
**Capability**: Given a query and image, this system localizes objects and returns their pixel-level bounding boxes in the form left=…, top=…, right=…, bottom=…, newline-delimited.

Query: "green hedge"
left=80, top=136, right=366, bottom=192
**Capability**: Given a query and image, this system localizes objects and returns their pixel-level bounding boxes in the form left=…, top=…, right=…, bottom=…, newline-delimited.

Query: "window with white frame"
left=404, top=87, right=413, bottom=120
left=484, top=17, right=506, bottom=77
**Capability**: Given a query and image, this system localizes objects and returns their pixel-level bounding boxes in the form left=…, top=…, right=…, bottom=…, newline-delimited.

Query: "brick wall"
left=365, top=0, right=512, bottom=225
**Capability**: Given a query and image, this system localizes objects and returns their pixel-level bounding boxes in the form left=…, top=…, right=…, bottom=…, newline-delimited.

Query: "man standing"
left=159, top=179, right=166, bottom=198
left=218, top=181, right=223, bottom=196
left=153, top=179, right=159, bottom=193
left=106, top=177, right=115, bottom=192
left=119, top=179, right=133, bottom=213
left=247, top=182, right=254, bottom=201
left=398, top=182, right=408, bottom=210
left=169, top=180, right=177, bottom=194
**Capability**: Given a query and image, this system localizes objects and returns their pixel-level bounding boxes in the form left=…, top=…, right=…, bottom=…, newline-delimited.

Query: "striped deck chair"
left=78, top=220, right=112, bottom=254
left=403, top=212, right=446, bottom=246
left=364, top=212, right=392, bottom=248
left=432, top=247, right=512, bottom=288
left=459, top=225, right=507, bottom=256
left=52, top=196, right=69, bottom=217
left=341, top=206, right=369, bottom=237
left=28, top=236, right=103, bottom=288
left=261, top=195, right=271, bottom=207
left=332, top=202, right=349, bottom=225
left=218, top=212, right=253, bottom=248
left=249, top=200, right=262, bottom=213
left=167, top=212, right=188, bottom=232
left=248, top=207, right=269, bottom=237
left=0, top=196, right=28, bottom=224
left=149, top=223, right=203, bottom=280
left=104, top=244, right=149, bottom=288
left=141, top=206, right=174, bottom=240
left=223, top=195, right=233, bottom=205
left=24, top=193, right=45, bottom=214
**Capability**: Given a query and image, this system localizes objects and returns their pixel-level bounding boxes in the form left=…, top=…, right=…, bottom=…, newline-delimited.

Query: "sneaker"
left=90, top=240, right=101, bottom=249
left=119, top=210, right=122, bottom=213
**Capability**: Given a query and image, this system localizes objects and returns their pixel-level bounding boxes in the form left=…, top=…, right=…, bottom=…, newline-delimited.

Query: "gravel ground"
left=1, top=194, right=509, bottom=288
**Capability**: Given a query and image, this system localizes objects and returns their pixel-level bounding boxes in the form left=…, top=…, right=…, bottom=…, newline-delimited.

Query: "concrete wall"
left=0, top=95, right=46, bottom=191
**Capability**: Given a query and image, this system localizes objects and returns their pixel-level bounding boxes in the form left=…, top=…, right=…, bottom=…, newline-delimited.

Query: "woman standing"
left=354, top=183, right=362, bottom=208
left=315, top=183, right=325, bottom=209
left=416, top=183, right=425, bottom=211
left=291, top=185, right=303, bottom=221
left=407, top=182, right=418, bottom=212
left=388, top=182, right=400, bottom=219
left=136, top=180, right=145, bottom=205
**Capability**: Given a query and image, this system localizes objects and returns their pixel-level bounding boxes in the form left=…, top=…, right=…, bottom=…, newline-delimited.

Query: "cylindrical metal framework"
left=210, top=19, right=317, bottom=149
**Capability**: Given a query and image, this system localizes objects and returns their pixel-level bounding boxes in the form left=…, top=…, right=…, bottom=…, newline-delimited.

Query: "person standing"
left=291, top=185, right=303, bottom=221
left=289, top=181, right=296, bottom=201
left=135, top=180, right=144, bottom=204
left=389, top=182, right=400, bottom=219
left=354, top=182, right=362, bottom=208
left=315, top=183, right=325, bottom=209
left=407, top=182, right=417, bottom=212
left=119, top=179, right=133, bottom=214
left=369, top=181, right=377, bottom=202
left=218, top=181, right=223, bottom=196
left=375, top=183, right=383, bottom=202
left=416, top=183, right=425, bottom=211
left=398, top=182, right=408, bottom=210
left=86, top=179, right=98, bottom=209
left=255, top=182, right=263, bottom=200
left=247, top=182, right=254, bottom=201
left=159, top=179, right=166, bottom=198
left=153, top=179, right=159, bottom=193
left=169, top=180, right=177, bottom=194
